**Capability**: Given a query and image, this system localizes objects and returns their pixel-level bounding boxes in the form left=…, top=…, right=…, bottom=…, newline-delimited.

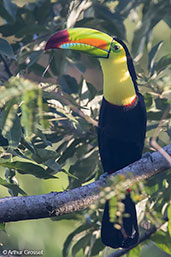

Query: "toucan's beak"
left=45, top=28, right=113, bottom=58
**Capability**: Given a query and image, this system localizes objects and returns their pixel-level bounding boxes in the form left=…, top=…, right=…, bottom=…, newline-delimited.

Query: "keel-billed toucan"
left=45, top=28, right=147, bottom=249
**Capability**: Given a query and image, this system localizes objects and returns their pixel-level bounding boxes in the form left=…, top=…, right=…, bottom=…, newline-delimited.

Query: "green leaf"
left=144, top=93, right=153, bottom=110
left=132, top=1, right=170, bottom=57
left=21, top=89, right=38, bottom=136
left=0, top=99, right=19, bottom=138
left=27, top=50, right=43, bottom=68
left=3, top=0, right=17, bottom=22
left=148, top=41, right=163, bottom=73
left=20, top=83, right=47, bottom=137
left=49, top=52, right=64, bottom=76
left=58, top=138, right=86, bottom=165
left=45, top=159, right=61, bottom=174
left=163, top=14, right=171, bottom=28
left=0, top=176, right=26, bottom=196
left=94, top=3, right=126, bottom=40
left=155, top=98, right=169, bottom=111
left=155, top=54, right=171, bottom=74
left=90, top=238, right=104, bottom=256
left=69, top=150, right=98, bottom=188
left=29, top=63, right=51, bottom=78
left=35, top=0, right=51, bottom=23
left=72, top=234, right=91, bottom=257
left=0, top=223, right=6, bottom=232
left=0, top=38, right=15, bottom=58
left=109, top=197, right=117, bottom=223
left=0, top=1, right=14, bottom=23
left=87, top=82, right=97, bottom=101
left=0, top=77, right=48, bottom=138
left=63, top=223, right=92, bottom=257
left=58, top=75, right=79, bottom=94
left=5, top=113, right=22, bottom=147
left=128, top=245, right=141, bottom=257
left=16, top=23, right=49, bottom=38
left=147, top=111, right=168, bottom=121
left=0, top=161, right=58, bottom=179
left=168, top=204, right=171, bottom=238
left=81, top=81, right=97, bottom=103
left=31, top=148, right=59, bottom=163
left=151, top=231, right=171, bottom=255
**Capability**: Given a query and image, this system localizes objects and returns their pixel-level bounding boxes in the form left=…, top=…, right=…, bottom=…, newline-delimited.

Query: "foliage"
left=0, top=0, right=171, bottom=257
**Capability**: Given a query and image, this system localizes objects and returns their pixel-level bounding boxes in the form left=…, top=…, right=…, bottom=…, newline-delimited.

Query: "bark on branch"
left=0, top=145, right=171, bottom=223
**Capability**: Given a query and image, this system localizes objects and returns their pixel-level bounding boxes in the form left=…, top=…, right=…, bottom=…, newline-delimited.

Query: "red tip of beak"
left=45, top=29, right=69, bottom=51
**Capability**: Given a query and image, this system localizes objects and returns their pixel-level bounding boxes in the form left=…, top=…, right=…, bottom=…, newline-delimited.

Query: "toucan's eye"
left=113, top=45, right=120, bottom=51
left=111, top=43, right=120, bottom=53
left=114, top=45, right=119, bottom=50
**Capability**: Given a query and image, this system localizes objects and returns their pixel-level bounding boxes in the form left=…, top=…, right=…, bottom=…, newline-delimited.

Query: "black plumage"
left=98, top=39, right=146, bottom=248
left=98, top=94, right=146, bottom=174
left=101, top=194, right=139, bottom=248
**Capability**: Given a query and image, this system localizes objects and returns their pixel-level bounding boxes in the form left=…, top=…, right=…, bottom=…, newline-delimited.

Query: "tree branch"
left=0, top=145, right=170, bottom=223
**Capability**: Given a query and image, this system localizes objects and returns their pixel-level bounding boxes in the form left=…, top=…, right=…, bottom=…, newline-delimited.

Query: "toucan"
left=45, top=28, right=147, bottom=249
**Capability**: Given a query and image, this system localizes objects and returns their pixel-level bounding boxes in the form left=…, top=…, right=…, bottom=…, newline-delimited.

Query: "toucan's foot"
left=142, top=152, right=153, bottom=162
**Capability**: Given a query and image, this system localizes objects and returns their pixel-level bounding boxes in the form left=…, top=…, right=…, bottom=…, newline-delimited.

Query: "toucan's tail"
left=101, top=193, right=139, bottom=249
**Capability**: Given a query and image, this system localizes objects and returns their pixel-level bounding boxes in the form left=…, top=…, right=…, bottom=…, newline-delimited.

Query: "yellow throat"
left=100, top=51, right=136, bottom=106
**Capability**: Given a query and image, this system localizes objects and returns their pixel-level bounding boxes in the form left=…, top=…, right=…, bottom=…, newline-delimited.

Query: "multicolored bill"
left=45, top=27, right=113, bottom=58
